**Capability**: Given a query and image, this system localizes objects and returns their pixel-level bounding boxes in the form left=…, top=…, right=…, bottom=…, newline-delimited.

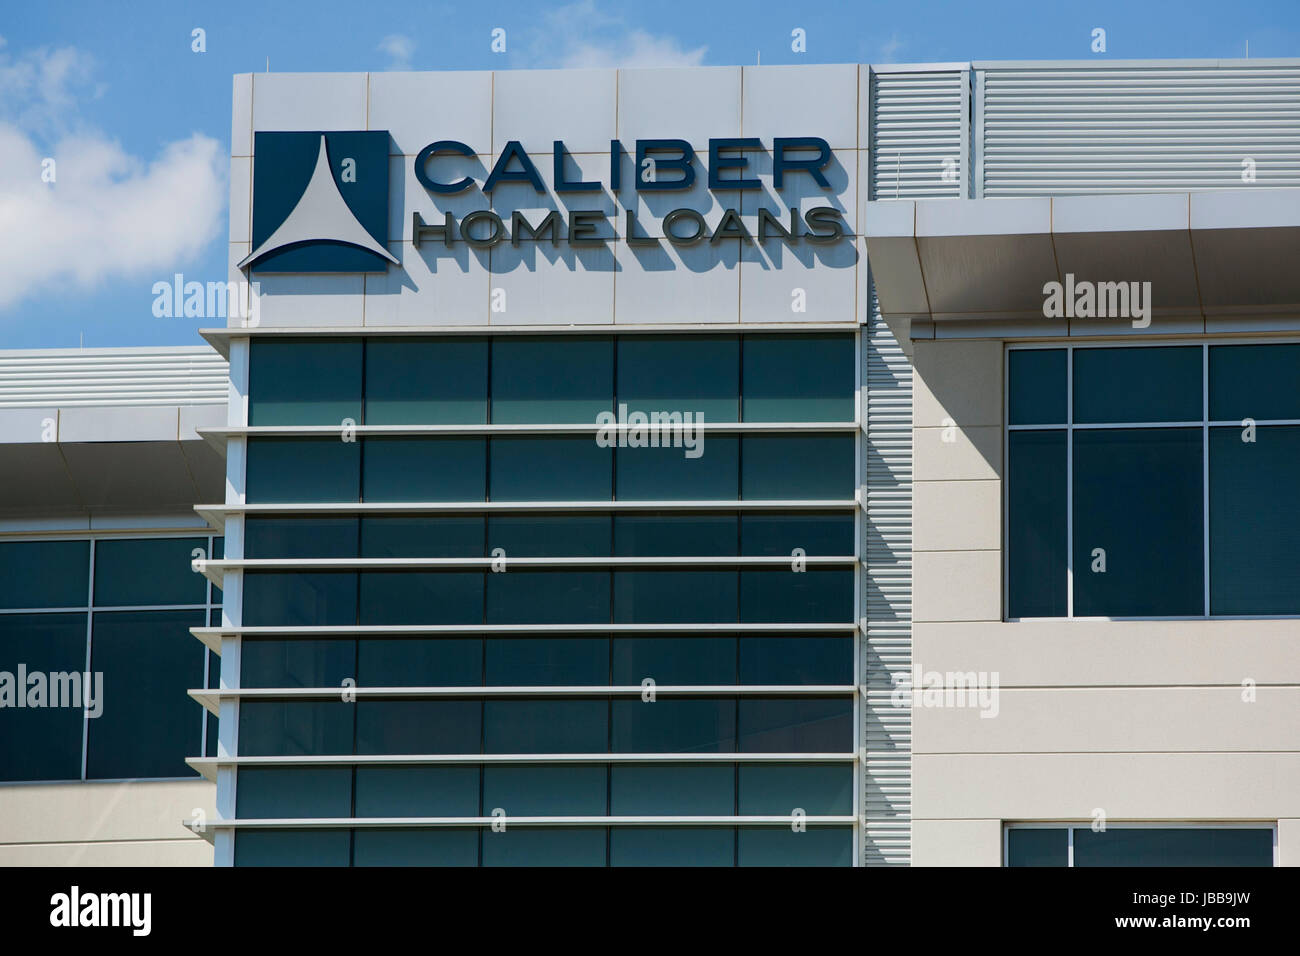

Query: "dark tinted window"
left=363, top=438, right=485, bottom=502
left=1007, top=431, right=1067, bottom=618
left=365, top=337, right=488, bottom=425
left=1008, top=349, right=1066, bottom=425
left=617, top=335, right=739, bottom=422
left=246, top=438, right=360, bottom=503
left=1073, top=347, right=1201, bottom=424
left=249, top=338, right=362, bottom=426
left=743, top=334, right=854, bottom=422
left=1073, top=428, right=1202, bottom=616
left=491, top=336, right=613, bottom=424
left=0, top=541, right=88, bottom=609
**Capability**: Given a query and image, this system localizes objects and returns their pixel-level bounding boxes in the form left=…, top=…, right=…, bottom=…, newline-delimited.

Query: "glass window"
left=246, top=438, right=360, bottom=503
left=617, top=335, right=739, bottom=423
left=86, top=610, right=205, bottom=779
left=245, top=517, right=359, bottom=559
left=1073, top=346, right=1201, bottom=424
left=615, top=437, right=738, bottom=501
left=614, top=570, right=737, bottom=624
left=1008, top=349, right=1066, bottom=425
left=361, top=516, right=483, bottom=558
left=204, top=645, right=219, bottom=759
left=1210, top=344, right=1300, bottom=422
left=1073, top=428, right=1203, bottom=616
left=612, top=636, right=735, bottom=685
left=353, top=829, right=478, bottom=866
left=489, top=438, right=611, bottom=501
left=481, top=827, right=606, bottom=866
left=236, top=767, right=352, bottom=818
left=241, top=638, right=356, bottom=688
left=1007, top=431, right=1068, bottom=618
left=237, top=700, right=354, bottom=756
left=487, top=515, right=609, bottom=557
left=484, top=699, right=608, bottom=753
left=1210, top=426, right=1300, bottom=614
left=739, top=636, right=853, bottom=685
left=612, top=698, right=736, bottom=753
left=1006, top=828, right=1068, bottom=867
left=491, top=336, right=613, bottom=425
left=354, top=766, right=479, bottom=817
left=1073, top=827, right=1273, bottom=867
left=740, top=568, right=853, bottom=623
left=737, top=697, right=853, bottom=753
left=611, top=827, right=735, bottom=866
left=485, top=637, right=608, bottom=686
left=243, top=572, right=358, bottom=627
left=362, top=438, right=485, bottom=502
left=741, top=435, right=855, bottom=500
left=358, top=638, right=481, bottom=687
left=610, top=763, right=735, bottom=815
left=486, top=571, right=610, bottom=625
left=0, top=540, right=88, bottom=609
left=482, top=765, right=607, bottom=816
left=740, top=512, right=854, bottom=556
left=235, top=829, right=350, bottom=866
left=614, top=513, right=737, bottom=557
left=358, top=571, right=483, bottom=626
left=355, top=700, right=481, bottom=755
left=365, top=337, right=488, bottom=425
left=739, top=763, right=852, bottom=815
left=0, top=613, right=87, bottom=781
left=737, top=827, right=852, bottom=866
left=249, top=338, right=362, bottom=426
left=742, top=334, right=854, bottom=422
left=93, top=537, right=208, bottom=607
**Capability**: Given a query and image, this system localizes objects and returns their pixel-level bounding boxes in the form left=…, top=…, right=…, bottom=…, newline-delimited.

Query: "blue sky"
left=2, top=0, right=1298, bottom=349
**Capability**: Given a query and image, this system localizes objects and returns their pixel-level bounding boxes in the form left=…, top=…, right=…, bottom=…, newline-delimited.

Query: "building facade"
left=1, top=59, right=1296, bottom=866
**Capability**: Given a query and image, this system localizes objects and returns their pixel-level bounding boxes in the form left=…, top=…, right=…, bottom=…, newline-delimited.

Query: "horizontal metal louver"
left=861, top=278, right=914, bottom=867
left=979, top=65, right=1300, bottom=195
left=870, top=70, right=969, bottom=200
left=0, top=347, right=227, bottom=408
left=862, top=67, right=963, bottom=866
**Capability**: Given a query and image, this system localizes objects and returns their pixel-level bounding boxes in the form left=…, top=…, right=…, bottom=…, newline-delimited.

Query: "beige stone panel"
left=0, top=780, right=214, bottom=845
left=913, top=550, right=1001, bottom=622
left=913, top=752, right=1300, bottom=820
left=912, top=686, right=1299, bottom=754
left=0, top=839, right=211, bottom=866
left=915, top=619, right=1300, bottom=687
left=911, top=819, right=1002, bottom=866
left=914, top=425, right=1001, bottom=482
left=914, top=480, right=1000, bottom=552
left=912, top=339, right=1003, bottom=428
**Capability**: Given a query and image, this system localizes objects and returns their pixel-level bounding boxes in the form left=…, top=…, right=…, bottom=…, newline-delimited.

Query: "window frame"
left=1004, top=338, right=1300, bottom=621
left=0, top=531, right=221, bottom=784
left=1002, top=821, right=1279, bottom=867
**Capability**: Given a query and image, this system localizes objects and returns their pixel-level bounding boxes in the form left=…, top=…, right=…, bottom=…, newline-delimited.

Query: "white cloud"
left=878, top=34, right=905, bottom=63
left=526, top=1, right=706, bottom=69
left=378, top=34, right=415, bottom=71
left=0, top=41, right=225, bottom=312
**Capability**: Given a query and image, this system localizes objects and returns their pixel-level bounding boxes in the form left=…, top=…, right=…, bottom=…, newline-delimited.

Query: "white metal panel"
left=979, top=65, right=1300, bottom=196
left=869, top=70, right=970, bottom=200
left=0, top=347, right=227, bottom=408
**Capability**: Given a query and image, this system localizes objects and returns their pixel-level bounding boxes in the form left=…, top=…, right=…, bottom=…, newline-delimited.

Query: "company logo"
left=240, top=131, right=396, bottom=274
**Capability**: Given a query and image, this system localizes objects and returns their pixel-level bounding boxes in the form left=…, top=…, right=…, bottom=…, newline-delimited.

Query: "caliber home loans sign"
left=241, top=131, right=847, bottom=273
